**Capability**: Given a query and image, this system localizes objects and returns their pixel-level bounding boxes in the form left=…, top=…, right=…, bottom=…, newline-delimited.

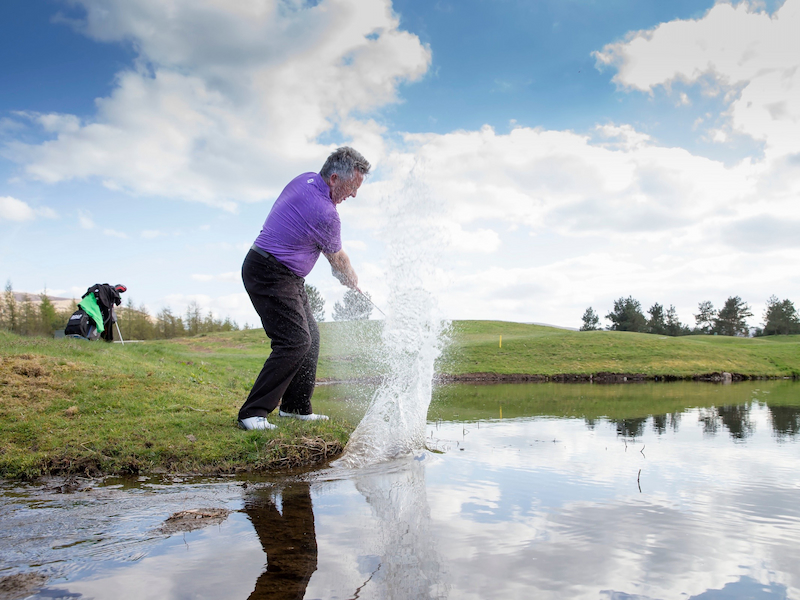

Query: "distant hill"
left=11, top=292, right=76, bottom=311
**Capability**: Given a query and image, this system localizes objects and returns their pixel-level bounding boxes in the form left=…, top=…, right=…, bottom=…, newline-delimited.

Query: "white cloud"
left=141, top=229, right=162, bottom=239
left=103, top=228, right=128, bottom=238
left=0, top=196, right=56, bottom=221
left=594, top=0, right=800, bottom=158
left=721, top=215, right=800, bottom=251
left=341, top=117, right=796, bottom=325
left=443, top=223, right=501, bottom=254
left=0, top=196, right=35, bottom=221
left=362, top=124, right=758, bottom=242
left=78, top=209, right=95, bottom=229
left=6, top=0, right=431, bottom=209
left=38, top=207, right=58, bottom=219
left=343, top=239, right=368, bottom=251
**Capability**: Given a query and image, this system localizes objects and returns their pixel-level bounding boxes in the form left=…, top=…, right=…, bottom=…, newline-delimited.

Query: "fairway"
left=438, top=321, right=800, bottom=379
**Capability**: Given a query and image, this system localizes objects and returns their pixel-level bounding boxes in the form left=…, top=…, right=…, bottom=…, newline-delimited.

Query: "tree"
left=118, top=299, right=157, bottom=340
left=332, top=289, right=373, bottom=321
left=694, top=301, right=716, bottom=334
left=580, top=307, right=600, bottom=331
left=606, top=296, right=646, bottom=332
left=713, top=296, right=752, bottom=336
left=664, top=305, right=690, bottom=337
left=762, top=296, right=800, bottom=335
left=38, top=290, right=60, bottom=334
left=1, top=281, right=17, bottom=332
left=647, top=303, right=667, bottom=335
left=185, top=301, right=203, bottom=336
left=19, top=294, right=37, bottom=336
left=305, top=284, right=326, bottom=322
left=157, top=307, right=184, bottom=338
left=203, top=310, right=218, bottom=333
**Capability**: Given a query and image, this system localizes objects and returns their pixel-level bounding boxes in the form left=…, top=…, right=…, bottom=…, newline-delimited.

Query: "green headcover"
left=78, top=293, right=105, bottom=334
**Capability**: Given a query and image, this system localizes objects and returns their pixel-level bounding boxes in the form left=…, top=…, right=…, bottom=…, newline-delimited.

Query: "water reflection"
left=350, top=459, right=448, bottom=599
left=697, top=404, right=756, bottom=440
left=424, top=381, right=800, bottom=442
left=651, top=412, right=681, bottom=434
left=611, top=416, right=648, bottom=438
left=243, top=483, right=317, bottom=600
left=769, top=404, right=800, bottom=438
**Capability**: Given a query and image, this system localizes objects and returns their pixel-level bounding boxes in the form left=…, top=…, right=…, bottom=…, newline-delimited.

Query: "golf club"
left=356, top=287, right=386, bottom=317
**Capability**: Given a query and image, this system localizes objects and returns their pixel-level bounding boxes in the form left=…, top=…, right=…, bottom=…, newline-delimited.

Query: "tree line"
left=0, top=282, right=69, bottom=337
left=115, top=299, right=242, bottom=340
left=0, top=281, right=242, bottom=340
left=0, top=280, right=378, bottom=340
left=580, top=295, right=800, bottom=337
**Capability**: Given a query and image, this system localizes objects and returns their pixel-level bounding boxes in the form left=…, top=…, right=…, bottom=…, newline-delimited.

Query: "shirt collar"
left=308, top=173, right=331, bottom=200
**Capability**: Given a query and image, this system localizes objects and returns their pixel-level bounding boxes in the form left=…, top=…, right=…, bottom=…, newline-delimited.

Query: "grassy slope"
left=1, top=320, right=798, bottom=478
left=0, top=331, right=352, bottom=479
left=439, top=321, right=800, bottom=378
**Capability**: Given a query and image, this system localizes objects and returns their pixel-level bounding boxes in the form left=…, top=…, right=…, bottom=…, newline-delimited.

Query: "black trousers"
left=244, top=483, right=317, bottom=600
left=239, top=248, right=319, bottom=419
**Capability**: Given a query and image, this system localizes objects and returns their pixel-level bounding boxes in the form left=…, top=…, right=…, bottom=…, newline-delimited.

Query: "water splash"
left=352, top=457, right=449, bottom=599
left=336, top=171, right=449, bottom=468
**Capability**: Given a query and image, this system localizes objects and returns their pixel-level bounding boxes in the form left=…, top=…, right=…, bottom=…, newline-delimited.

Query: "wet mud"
left=0, top=572, right=48, bottom=600
left=159, top=507, right=231, bottom=534
left=434, top=370, right=778, bottom=383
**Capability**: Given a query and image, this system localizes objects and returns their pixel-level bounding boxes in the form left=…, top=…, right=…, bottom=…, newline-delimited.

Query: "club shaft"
left=357, top=288, right=386, bottom=316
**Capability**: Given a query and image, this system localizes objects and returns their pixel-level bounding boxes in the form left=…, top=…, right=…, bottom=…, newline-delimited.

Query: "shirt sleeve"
left=315, top=207, right=342, bottom=255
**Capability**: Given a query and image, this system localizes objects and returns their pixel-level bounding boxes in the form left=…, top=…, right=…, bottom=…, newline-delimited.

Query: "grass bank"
left=0, top=331, right=351, bottom=479
left=438, top=321, right=800, bottom=380
left=2, top=320, right=798, bottom=479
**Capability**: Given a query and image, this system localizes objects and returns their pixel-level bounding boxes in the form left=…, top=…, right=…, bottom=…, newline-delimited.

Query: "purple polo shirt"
left=253, top=172, right=342, bottom=277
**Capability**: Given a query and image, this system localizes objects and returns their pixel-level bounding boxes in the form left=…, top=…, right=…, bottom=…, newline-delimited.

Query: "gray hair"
left=319, top=146, right=371, bottom=181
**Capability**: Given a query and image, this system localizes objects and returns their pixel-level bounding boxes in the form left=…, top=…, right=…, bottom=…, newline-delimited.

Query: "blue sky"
left=1, top=0, right=798, bottom=328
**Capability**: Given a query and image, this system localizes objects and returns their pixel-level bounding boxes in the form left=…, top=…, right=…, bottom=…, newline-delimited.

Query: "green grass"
left=1, top=320, right=798, bottom=479
left=0, top=331, right=352, bottom=479
left=438, top=321, right=800, bottom=378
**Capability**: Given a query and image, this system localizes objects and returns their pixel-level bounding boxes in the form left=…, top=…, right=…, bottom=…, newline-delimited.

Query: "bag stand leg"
left=115, top=322, right=125, bottom=346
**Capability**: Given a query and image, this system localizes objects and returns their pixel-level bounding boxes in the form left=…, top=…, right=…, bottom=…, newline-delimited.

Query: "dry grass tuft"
left=0, top=357, right=61, bottom=406
left=262, top=436, right=344, bottom=469
left=12, top=363, right=47, bottom=378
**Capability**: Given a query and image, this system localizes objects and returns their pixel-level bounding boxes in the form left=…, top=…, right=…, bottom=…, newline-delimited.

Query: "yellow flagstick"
left=499, top=335, right=502, bottom=348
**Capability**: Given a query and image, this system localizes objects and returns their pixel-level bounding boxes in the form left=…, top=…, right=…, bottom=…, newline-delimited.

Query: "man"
left=238, top=147, right=370, bottom=431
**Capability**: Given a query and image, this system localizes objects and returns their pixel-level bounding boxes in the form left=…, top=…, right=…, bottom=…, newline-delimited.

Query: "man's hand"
left=324, top=250, right=358, bottom=289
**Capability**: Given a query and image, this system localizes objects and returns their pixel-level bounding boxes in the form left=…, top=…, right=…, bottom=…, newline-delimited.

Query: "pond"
left=1, top=380, right=799, bottom=599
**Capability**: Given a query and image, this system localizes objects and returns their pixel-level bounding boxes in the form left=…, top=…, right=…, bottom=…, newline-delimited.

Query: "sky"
left=1, top=0, right=798, bottom=329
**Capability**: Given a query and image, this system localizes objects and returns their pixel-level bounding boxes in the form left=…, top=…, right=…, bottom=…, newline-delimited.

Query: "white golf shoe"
left=278, top=410, right=329, bottom=421
left=238, top=416, right=277, bottom=430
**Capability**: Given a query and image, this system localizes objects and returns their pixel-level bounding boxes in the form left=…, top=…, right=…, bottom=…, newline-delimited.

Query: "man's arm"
left=324, top=250, right=358, bottom=289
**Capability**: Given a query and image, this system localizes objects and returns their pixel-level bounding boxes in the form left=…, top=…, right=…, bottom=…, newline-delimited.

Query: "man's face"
left=329, top=171, right=364, bottom=205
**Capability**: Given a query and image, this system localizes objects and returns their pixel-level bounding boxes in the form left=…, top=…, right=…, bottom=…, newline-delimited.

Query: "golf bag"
left=64, top=284, right=127, bottom=342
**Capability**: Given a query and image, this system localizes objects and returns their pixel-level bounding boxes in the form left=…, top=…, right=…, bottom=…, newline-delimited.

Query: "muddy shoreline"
left=319, top=371, right=798, bottom=385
